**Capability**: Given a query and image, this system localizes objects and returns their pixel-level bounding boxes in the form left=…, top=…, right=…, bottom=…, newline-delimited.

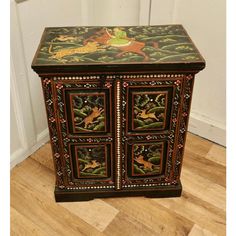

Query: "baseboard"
left=188, top=112, right=226, bottom=146
left=10, top=128, right=50, bottom=169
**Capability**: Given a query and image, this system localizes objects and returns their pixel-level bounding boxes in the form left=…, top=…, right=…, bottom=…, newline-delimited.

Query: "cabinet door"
left=120, top=74, right=188, bottom=189
left=52, top=78, right=115, bottom=191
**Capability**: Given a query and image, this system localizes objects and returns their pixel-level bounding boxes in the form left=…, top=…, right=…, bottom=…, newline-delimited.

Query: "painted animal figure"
left=48, top=42, right=99, bottom=60
left=138, top=109, right=159, bottom=121
left=135, top=155, right=154, bottom=171
left=83, top=28, right=150, bottom=61
left=82, top=160, right=101, bottom=172
left=83, top=107, right=104, bottom=129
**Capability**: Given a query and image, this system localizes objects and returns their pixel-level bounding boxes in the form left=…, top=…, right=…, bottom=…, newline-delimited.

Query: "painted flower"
left=56, top=83, right=63, bottom=89
left=172, top=118, right=177, bottom=123
left=64, top=154, right=70, bottom=159
left=60, top=118, right=66, bottom=123
left=49, top=117, right=55, bottom=122
left=186, top=74, right=193, bottom=80
left=123, top=82, right=129, bottom=87
left=177, top=144, right=183, bottom=149
left=182, top=112, right=188, bottom=117
left=43, top=78, right=51, bottom=85
left=105, top=82, right=112, bottom=88
left=174, top=80, right=181, bottom=86
left=54, top=153, right=60, bottom=158
left=87, top=138, right=93, bottom=143
left=52, top=136, right=58, bottom=143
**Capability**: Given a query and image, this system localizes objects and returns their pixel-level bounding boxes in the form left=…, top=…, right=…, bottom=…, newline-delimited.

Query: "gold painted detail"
left=138, top=109, right=159, bottom=121
left=49, top=42, right=99, bottom=60
left=81, top=160, right=101, bottom=172
left=83, top=107, right=104, bottom=129
left=135, top=155, right=155, bottom=171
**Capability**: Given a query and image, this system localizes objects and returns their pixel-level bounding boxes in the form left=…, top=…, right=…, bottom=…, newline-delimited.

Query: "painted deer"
left=137, top=109, right=159, bottom=121
left=83, top=28, right=151, bottom=61
left=83, top=106, right=104, bottom=129
left=135, top=155, right=154, bottom=171
left=82, top=160, right=101, bottom=172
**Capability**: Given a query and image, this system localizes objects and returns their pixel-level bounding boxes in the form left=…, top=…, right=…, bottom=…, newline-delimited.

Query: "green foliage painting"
left=34, top=25, right=203, bottom=65
left=72, top=94, right=105, bottom=132
left=132, top=143, right=163, bottom=176
left=133, top=92, right=166, bottom=130
left=77, top=146, right=107, bottom=177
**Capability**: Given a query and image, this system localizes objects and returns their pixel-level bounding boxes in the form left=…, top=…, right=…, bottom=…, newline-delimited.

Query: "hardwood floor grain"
left=10, top=133, right=226, bottom=236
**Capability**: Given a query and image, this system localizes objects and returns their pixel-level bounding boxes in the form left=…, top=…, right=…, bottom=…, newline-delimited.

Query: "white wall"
left=10, top=0, right=226, bottom=168
left=149, top=0, right=226, bottom=145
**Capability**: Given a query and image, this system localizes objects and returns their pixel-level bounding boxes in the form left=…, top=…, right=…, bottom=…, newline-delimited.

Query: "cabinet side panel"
left=173, top=74, right=195, bottom=179
left=41, top=77, right=65, bottom=189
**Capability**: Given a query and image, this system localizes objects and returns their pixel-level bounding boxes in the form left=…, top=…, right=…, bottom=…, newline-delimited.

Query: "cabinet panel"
left=127, top=142, right=166, bottom=177
left=72, top=144, right=111, bottom=179
left=121, top=77, right=184, bottom=189
left=63, top=84, right=112, bottom=136
left=127, top=86, right=174, bottom=133
left=70, top=93, right=106, bottom=133
left=53, top=79, right=115, bottom=189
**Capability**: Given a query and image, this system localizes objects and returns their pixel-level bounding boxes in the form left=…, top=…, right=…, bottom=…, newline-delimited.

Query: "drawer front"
left=52, top=79, right=115, bottom=190
left=120, top=75, right=186, bottom=189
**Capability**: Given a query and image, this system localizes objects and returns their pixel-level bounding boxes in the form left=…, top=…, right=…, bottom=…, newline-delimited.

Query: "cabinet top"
left=32, top=25, right=205, bottom=74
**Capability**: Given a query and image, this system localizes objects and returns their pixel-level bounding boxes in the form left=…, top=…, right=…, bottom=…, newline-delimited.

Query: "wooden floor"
left=11, top=133, right=226, bottom=236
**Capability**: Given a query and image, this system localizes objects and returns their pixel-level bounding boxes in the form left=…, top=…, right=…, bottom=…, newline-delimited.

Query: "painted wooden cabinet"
left=32, top=25, right=205, bottom=201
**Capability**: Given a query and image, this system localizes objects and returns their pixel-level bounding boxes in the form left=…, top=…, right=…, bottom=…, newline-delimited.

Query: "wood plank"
left=60, top=200, right=119, bottom=232
left=11, top=157, right=118, bottom=233
left=205, top=144, right=226, bottom=166
left=11, top=207, right=47, bottom=236
left=181, top=168, right=226, bottom=211
left=11, top=179, right=104, bottom=236
left=104, top=197, right=193, bottom=235
left=30, top=142, right=54, bottom=171
left=104, top=211, right=157, bottom=236
left=183, top=149, right=226, bottom=187
left=185, top=133, right=213, bottom=157
left=188, top=224, right=217, bottom=236
left=153, top=191, right=225, bottom=236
